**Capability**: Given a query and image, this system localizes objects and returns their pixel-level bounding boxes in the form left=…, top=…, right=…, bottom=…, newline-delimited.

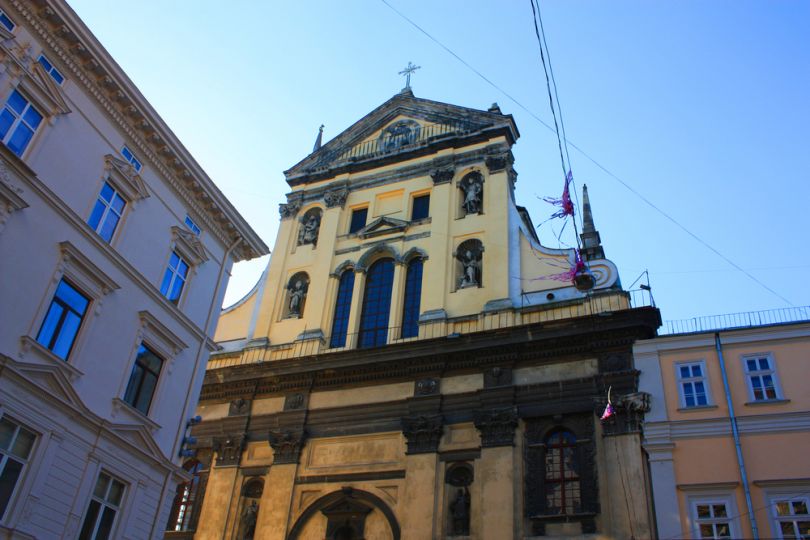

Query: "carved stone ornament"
left=213, top=435, right=246, bottom=467
left=414, top=378, right=439, bottom=396
left=474, top=407, right=518, bottom=448
left=324, top=187, right=349, bottom=208
left=485, top=152, right=511, bottom=173
left=597, top=391, right=651, bottom=436
left=228, top=398, right=250, bottom=416
left=284, top=392, right=306, bottom=411
left=429, top=167, right=454, bottom=185
left=279, top=200, right=301, bottom=219
left=268, top=428, right=307, bottom=465
left=484, top=366, right=512, bottom=388
left=401, top=414, right=443, bottom=454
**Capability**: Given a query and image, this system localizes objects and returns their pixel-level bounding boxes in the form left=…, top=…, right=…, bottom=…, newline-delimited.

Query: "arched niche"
left=285, top=272, right=310, bottom=318
left=288, top=488, right=400, bottom=540
left=297, top=207, right=323, bottom=246
left=454, top=239, right=484, bottom=289
left=458, top=170, right=484, bottom=216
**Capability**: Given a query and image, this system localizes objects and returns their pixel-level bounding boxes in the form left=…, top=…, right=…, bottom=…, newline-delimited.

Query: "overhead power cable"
left=378, top=0, right=794, bottom=307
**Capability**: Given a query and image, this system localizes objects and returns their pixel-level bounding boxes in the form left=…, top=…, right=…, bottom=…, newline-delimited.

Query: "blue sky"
left=68, top=0, right=810, bottom=322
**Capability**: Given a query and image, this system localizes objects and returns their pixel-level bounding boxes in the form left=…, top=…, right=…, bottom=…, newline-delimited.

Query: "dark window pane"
left=134, top=371, right=158, bottom=414
left=0, top=109, right=14, bottom=139
left=79, top=499, right=101, bottom=540
left=401, top=259, right=423, bottom=338
left=98, top=212, right=119, bottom=242
left=0, top=457, right=22, bottom=518
left=7, top=91, right=26, bottom=114
left=88, top=199, right=106, bottom=231
left=36, top=302, right=64, bottom=349
left=0, top=420, right=14, bottom=450
left=160, top=268, right=173, bottom=296
left=11, top=428, right=34, bottom=459
left=95, top=505, right=117, bottom=539
left=56, top=280, right=89, bottom=315
left=411, top=195, right=430, bottom=220
left=51, top=311, right=81, bottom=359
left=123, top=364, right=144, bottom=408
left=169, top=277, right=185, bottom=304
left=22, top=106, right=42, bottom=130
left=358, top=259, right=394, bottom=348
left=7, top=124, right=33, bottom=155
left=349, top=208, right=367, bottom=234
left=0, top=13, right=14, bottom=31
left=329, top=271, right=355, bottom=348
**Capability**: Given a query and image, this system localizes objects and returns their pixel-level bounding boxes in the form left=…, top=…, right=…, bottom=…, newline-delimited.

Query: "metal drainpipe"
left=715, top=332, right=759, bottom=539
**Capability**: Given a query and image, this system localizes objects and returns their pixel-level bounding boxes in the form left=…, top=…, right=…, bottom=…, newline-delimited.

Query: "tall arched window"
left=401, top=258, right=423, bottom=338
left=544, top=429, right=580, bottom=515
left=358, top=259, right=394, bottom=348
left=167, top=459, right=207, bottom=532
left=329, top=270, right=355, bottom=348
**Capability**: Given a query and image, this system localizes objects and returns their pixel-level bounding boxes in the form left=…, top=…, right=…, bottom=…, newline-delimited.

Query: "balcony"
left=660, top=306, right=810, bottom=335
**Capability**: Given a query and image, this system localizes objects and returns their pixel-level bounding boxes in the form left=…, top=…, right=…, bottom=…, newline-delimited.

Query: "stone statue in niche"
left=450, top=487, right=471, bottom=536
left=240, top=501, right=258, bottom=540
left=459, top=172, right=484, bottom=215
left=287, top=276, right=308, bottom=316
left=456, top=240, right=483, bottom=289
left=297, top=210, right=321, bottom=246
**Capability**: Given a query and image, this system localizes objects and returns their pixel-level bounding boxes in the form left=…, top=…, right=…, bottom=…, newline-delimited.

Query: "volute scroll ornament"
left=324, top=187, right=349, bottom=208
left=268, top=428, right=307, bottom=464
left=401, top=414, right=443, bottom=454
left=213, top=435, right=246, bottom=467
left=473, top=407, right=518, bottom=448
left=279, top=200, right=301, bottom=219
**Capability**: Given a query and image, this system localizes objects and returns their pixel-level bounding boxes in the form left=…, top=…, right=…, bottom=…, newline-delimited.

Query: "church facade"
left=178, top=90, right=661, bottom=539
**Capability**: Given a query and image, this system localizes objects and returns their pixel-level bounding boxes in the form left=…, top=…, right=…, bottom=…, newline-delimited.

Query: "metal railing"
left=660, top=306, right=810, bottom=335
left=208, top=289, right=655, bottom=370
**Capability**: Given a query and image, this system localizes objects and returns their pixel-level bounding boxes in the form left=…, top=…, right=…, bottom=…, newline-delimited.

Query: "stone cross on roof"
left=398, top=62, right=421, bottom=90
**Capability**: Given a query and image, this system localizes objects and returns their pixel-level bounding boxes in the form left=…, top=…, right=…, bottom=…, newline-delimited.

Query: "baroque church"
left=168, top=89, right=661, bottom=539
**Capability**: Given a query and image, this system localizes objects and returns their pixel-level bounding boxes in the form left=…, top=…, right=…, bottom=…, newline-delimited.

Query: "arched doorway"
left=288, top=487, right=400, bottom=540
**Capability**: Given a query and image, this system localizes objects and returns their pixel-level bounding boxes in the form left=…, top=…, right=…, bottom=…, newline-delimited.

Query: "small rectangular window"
left=0, top=90, right=43, bottom=156
left=87, top=182, right=126, bottom=242
left=160, top=252, right=189, bottom=305
left=0, top=417, right=36, bottom=520
left=36, top=279, right=90, bottom=360
left=770, top=496, right=810, bottom=539
left=123, top=344, right=163, bottom=415
left=79, top=471, right=125, bottom=540
left=411, top=194, right=430, bottom=221
left=349, top=207, right=367, bottom=234
left=184, top=215, right=201, bottom=236
left=676, top=361, right=709, bottom=408
left=0, top=10, right=15, bottom=32
left=692, top=500, right=734, bottom=539
left=120, top=145, right=142, bottom=172
left=37, top=55, right=64, bottom=85
left=744, top=355, right=781, bottom=401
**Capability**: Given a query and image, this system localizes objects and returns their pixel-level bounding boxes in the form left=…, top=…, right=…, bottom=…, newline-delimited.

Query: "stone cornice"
left=200, top=308, right=659, bottom=402
left=10, top=0, right=267, bottom=261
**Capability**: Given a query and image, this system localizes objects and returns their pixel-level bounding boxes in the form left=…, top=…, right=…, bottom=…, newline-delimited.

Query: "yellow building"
left=637, top=310, right=810, bottom=540
left=173, top=89, right=663, bottom=539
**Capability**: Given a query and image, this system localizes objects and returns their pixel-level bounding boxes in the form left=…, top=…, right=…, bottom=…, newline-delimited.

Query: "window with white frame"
left=743, top=354, right=781, bottom=401
left=87, top=182, right=126, bottom=243
left=677, top=361, right=710, bottom=408
left=768, top=494, right=810, bottom=539
left=37, top=55, right=64, bottom=85
left=691, top=499, right=735, bottom=539
left=0, top=9, right=15, bottom=32
left=160, top=251, right=189, bottom=305
left=0, top=417, right=36, bottom=520
left=184, top=215, right=201, bottom=236
left=120, top=145, right=142, bottom=172
left=78, top=471, right=125, bottom=540
left=0, top=90, right=43, bottom=157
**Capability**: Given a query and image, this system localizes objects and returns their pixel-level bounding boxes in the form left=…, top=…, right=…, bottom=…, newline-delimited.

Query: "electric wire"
left=378, top=0, right=794, bottom=307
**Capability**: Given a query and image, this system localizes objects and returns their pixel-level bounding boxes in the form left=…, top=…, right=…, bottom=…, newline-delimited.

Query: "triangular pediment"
left=109, top=423, right=165, bottom=462
left=285, top=91, right=518, bottom=184
left=357, top=216, right=409, bottom=239
left=15, top=361, right=86, bottom=411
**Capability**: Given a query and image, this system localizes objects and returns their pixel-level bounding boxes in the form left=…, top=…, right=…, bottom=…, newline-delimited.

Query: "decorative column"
left=194, top=435, right=245, bottom=540
left=598, top=392, right=655, bottom=539
left=474, top=407, right=518, bottom=540
left=254, top=428, right=307, bottom=540
left=400, top=414, right=443, bottom=540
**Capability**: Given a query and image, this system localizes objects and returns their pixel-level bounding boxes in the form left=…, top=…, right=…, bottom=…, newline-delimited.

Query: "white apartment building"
left=0, top=1, right=267, bottom=538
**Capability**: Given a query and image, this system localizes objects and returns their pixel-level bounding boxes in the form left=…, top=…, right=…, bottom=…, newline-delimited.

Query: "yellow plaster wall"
left=672, top=437, right=739, bottom=485
left=519, top=233, right=573, bottom=293
left=214, top=287, right=257, bottom=342
left=513, top=358, right=597, bottom=385
left=299, top=432, right=405, bottom=475
left=196, top=401, right=231, bottom=422
left=441, top=373, right=483, bottom=394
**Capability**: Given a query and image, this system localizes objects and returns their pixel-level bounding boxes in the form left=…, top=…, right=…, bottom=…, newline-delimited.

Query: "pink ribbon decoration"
left=600, top=386, right=614, bottom=421
left=543, top=170, right=575, bottom=219
left=547, top=249, right=587, bottom=284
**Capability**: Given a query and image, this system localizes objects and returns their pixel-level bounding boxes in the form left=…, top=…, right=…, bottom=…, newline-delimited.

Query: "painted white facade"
left=0, top=1, right=267, bottom=538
